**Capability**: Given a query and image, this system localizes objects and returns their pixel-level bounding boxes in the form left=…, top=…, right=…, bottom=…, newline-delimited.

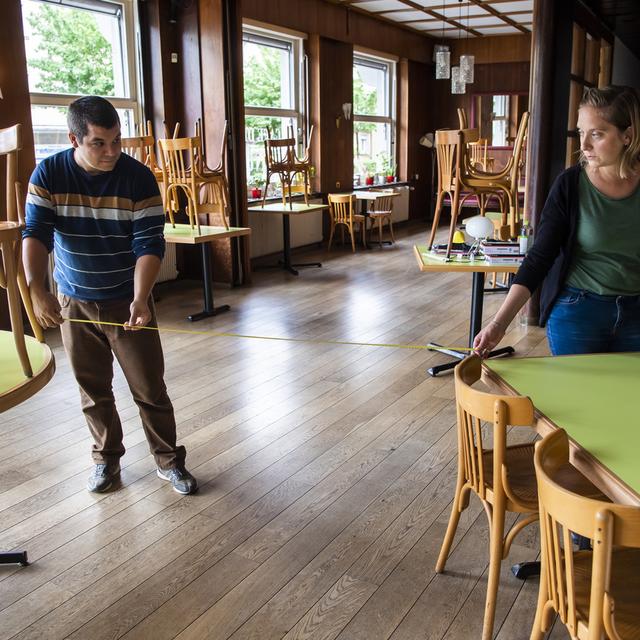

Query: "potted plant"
left=364, top=160, right=376, bottom=186
left=249, top=163, right=265, bottom=199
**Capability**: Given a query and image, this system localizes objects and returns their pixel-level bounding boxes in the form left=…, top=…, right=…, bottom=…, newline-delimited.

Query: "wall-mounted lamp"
left=336, top=102, right=352, bottom=128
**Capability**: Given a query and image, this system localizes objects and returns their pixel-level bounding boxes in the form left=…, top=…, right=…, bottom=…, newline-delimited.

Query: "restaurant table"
left=414, top=246, right=519, bottom=376
left=164, top=223, right=251, bottom=322
left=483, top=353, right=640, bottom=506
left=248, top=202, right=328, bottom=276
left=1, top=330, right=55, bottom=566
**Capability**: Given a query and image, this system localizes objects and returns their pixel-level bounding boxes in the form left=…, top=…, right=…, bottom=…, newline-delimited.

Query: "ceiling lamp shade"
left=451, top=65, right=465, bottom=94
left=435, top=46, right=450, bottom=79
left=460, top=54, right=475, bottom=83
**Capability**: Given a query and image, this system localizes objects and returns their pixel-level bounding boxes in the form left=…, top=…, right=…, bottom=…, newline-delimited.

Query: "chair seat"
left=482, top=444, right=607, bottom=511
left=574, top=548, right=640, bottom=640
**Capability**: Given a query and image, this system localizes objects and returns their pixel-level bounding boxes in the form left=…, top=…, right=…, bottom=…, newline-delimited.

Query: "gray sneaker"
left=87, top=463, right=121, bottom=493
left=156, top=466, right=198, bottom=495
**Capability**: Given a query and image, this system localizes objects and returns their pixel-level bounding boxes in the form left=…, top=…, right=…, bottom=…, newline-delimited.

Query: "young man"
left=23, top=96, right=197, bottom=495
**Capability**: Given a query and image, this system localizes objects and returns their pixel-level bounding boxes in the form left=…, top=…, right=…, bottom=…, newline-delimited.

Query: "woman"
left=474, top=85, right=640, bottom=358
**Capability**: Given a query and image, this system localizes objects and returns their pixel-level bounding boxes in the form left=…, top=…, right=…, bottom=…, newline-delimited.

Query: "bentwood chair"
left=263, top=136, right=297, bottom=206
left=437, top=356, right=606, bottom=640
left=158, top=136, right=229, bottom=233
left=327, top=193, right=367, bottom=252
left=367, top=191, right=395, bottom=248
left=461, top=111, right=530, bottom=239
left=457, top=107, right=469, bottom=129
left=468, top=138, right=489, bottom=171
left=194, top=118, right=230, bottom=210
left=531, top=429, right=640, bottom=640
left=1, top=124, right=44, bottom=343
left=427, top=127, right=481, bottom=258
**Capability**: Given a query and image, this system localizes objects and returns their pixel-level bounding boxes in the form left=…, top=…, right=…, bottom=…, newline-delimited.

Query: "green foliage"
left=27, top=5, right=115, bottom=95
left=352, top=72, right=377, bottom=133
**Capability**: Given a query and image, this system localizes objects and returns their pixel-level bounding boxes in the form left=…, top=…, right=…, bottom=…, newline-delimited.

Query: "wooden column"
left=522, top=0, right=574, bottom=324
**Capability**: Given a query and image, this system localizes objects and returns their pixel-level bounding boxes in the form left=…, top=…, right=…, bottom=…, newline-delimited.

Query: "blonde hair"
left=579, top=85, right=640, bottom=179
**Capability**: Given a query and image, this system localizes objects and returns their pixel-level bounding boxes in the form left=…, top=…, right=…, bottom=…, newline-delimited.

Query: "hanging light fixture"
left=451, top=65, right=465, bottom=94
left=460, top=0, right=474, bottom=83
left=435, top=46, right=451, bottom=79
left=434, top=1, right=450, bottom=79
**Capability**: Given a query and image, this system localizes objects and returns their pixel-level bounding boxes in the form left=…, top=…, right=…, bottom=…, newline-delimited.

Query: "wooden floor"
left=0, top=223, right=570, bottom=640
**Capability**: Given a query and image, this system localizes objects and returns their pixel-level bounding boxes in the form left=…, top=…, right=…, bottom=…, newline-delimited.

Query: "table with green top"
left=1, top=330, right=55, bottom=565
left=164, top=223, right=251, bottom=322
left=414, top=245, right=520, bottom=376
left=483, top=353, right=640, bottom=505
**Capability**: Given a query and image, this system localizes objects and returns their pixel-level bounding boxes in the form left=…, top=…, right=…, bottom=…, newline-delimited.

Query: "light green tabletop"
left=0, top=330, right=55, bottom=411
left=487, top=353, right=640, bottom=497
left=248, top=202, right=328, bottom=214
left=414, top=245, right=520, bottom=273
left=163, top=223, right=251, bottom=244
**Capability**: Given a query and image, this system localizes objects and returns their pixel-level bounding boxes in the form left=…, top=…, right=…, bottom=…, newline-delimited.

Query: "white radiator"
left=158, top=241, right=178, bottom=282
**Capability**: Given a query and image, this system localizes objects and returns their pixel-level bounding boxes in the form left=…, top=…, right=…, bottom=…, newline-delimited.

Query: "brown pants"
left=59, top=294, right=186, bottom=470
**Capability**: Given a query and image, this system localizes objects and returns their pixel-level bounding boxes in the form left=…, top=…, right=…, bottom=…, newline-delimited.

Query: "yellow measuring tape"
left=67, top=318, right=476, bottom=353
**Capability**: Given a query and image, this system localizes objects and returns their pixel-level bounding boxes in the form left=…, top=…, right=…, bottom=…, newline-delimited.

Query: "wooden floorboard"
left=0, top=223, right=553, bottom=640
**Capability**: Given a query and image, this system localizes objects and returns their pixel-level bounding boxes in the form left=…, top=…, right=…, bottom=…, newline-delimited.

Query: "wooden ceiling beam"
left=467, top=0, right=530, bottom=33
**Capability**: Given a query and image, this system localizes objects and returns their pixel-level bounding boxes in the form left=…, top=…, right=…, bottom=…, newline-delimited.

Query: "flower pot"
left=365, top=176, right=374, bottom=186
left=385, top=175, right=394, bottom=183
left=251, top=187, right=262, bottom=199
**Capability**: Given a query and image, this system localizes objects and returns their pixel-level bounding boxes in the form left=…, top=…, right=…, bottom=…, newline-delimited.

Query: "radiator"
left=157, top=241, right=178, bottom=282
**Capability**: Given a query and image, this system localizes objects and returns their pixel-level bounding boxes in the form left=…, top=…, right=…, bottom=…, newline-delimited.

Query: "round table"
left=0, top=329, right=55, bottom=565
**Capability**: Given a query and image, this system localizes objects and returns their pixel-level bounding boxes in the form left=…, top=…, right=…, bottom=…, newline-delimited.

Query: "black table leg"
left=427, top=272, right=514, bottom=377
left=278, top=214, right=321, bottom=275
left=188, top=243, right=230, bottom=322
left=0, top=551, right=28, bottom=566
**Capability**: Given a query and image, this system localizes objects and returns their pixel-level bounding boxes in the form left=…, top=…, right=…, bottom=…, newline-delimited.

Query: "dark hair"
left=67, top=96, right=120, bottom=142
left=579, top=85, right=640, bottom=178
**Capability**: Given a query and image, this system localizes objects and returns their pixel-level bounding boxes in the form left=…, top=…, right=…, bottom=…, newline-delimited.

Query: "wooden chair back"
left=454, top=355, right=535, bottom=502
left=435, top=128, right=479, bottom=193
left=468, top=138, right=488, bottom=171
left=0, top=124, right=21, bottom=222
left=369, top=193, right=394, bottom=214
left=120, top=134, right=160, bottom=171
left=328, top=193, right=355, bottom=225
left=533, top=429, right=640, bottom=640
left=0, top=221, right=32, bottom=377
left=264, top=137, right=296, bottom=171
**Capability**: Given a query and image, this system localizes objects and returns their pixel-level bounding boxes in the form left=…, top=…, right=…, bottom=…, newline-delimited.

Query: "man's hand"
left=125, top=298, right=151, bottom=331
left=473, top=320, right=505, bottom=358
left=30, top=286, right=63, bottom=329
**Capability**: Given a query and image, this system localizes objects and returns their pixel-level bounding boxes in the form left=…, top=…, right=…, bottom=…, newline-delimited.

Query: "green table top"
left=414, top=245, right=520, bottom=273
left=164, top=223, right=251, bottom=244
left=487, top=353, right=640, bottom=498
left=248, top=202, right=328, bottom=214
left=0, top=330, right=55, bottom=411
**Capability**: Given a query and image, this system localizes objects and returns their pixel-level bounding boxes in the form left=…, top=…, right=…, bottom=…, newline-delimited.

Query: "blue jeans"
left=546, top=286, right=640, bottom=356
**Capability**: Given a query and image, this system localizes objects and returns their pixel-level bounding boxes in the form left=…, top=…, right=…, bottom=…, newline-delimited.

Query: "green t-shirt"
left=566, top=171, right=640, bottom=295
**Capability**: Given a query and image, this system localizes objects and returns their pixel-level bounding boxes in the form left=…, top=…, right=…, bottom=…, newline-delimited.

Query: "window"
left=491, top=95, right=510, bottom=147
left=22, top=0, right=141, bottom=163
left=242, top=26, right=305, bottom=197
left=353, top=53, right=396, bottom=187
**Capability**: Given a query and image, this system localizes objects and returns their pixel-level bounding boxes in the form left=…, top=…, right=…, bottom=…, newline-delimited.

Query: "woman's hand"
left=473, top=320, right=506, bottom=358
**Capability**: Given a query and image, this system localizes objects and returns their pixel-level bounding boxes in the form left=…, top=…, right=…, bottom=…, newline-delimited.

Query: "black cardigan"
left=513, top=164, right=581, bottom=325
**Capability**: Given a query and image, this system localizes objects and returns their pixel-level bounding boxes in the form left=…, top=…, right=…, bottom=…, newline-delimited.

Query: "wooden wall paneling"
left=139, top=0, right=182, bottom=141
left=405, top=60, right=433, bottom=221
left=318, top=37, right=353, bottom=194
left=571, top=24, right=586, bottom=77
left=449, top=33, right=531, bottom=64
left=584, top=35, right=600, bottom=85
left=241, top=0, right=431, bottom=64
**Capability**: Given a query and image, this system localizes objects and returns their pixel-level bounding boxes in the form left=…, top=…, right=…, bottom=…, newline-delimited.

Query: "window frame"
left=24, top=0, right=143, bottom=133
left=352, top=50, right=397, bottom=184
left=242, top=22, right=307, bottom=195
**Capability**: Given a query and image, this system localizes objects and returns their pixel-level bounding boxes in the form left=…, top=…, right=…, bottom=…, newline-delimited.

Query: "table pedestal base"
left=427, top=343, right=514, bottom=377
left=511, top=561, right=540, bottom=580
left=0, top=551, right=28, bottom=566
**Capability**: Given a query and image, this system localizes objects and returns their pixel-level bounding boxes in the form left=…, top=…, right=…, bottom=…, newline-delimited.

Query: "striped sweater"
left=24, top=148, right=165, bottom=301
